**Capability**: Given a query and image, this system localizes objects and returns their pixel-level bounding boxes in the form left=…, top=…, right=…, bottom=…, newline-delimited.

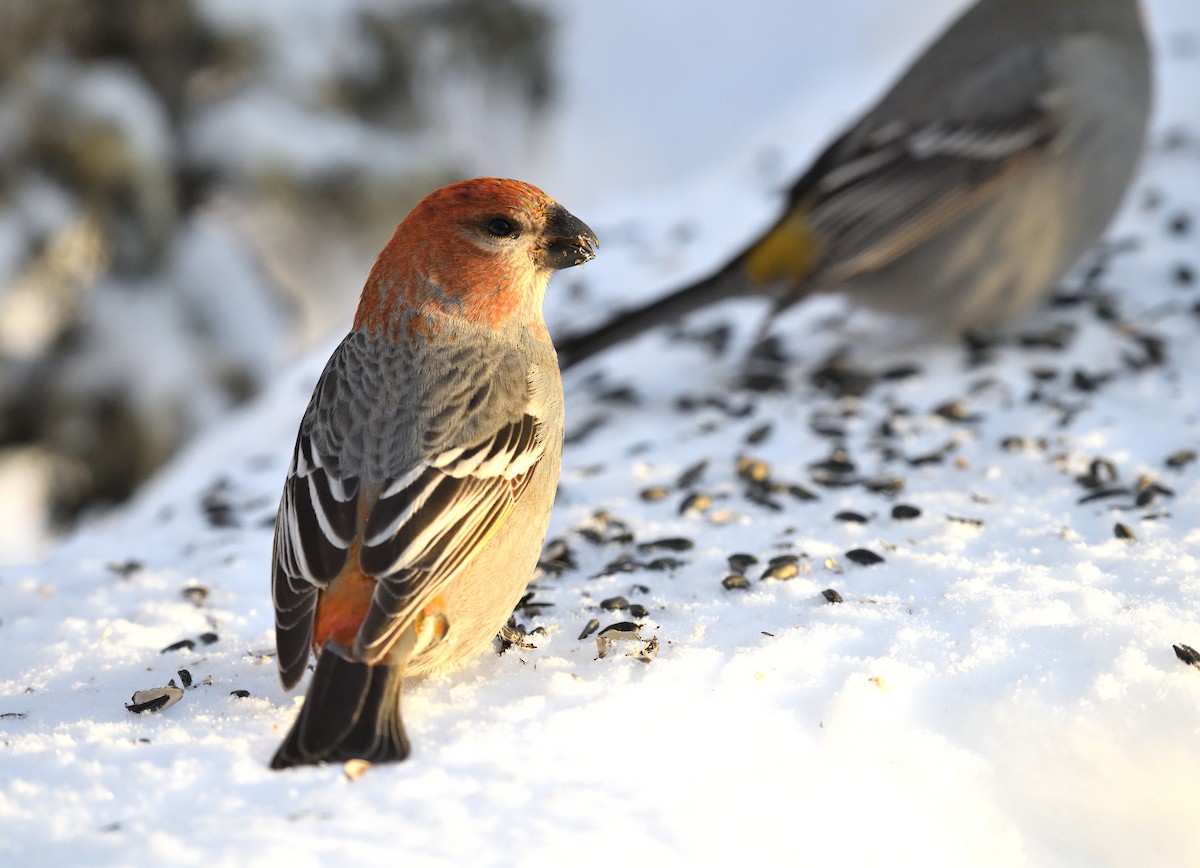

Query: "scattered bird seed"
left=635, top=637, right=660, bottom=662
left=107, top=560, right=144, bottom=578
left=722, top=575, right=750, bottom=590
left=1080, top=458, right=1119, bottom=487
left=824, top=557, right=843, bottom=573
left=177, top=669, right=192, bottom=689
left=679, top=492, right=713, bottom=515
left=736, top=456, right=771, bottom=484
left=891, top=504, right=921, bottom=520
left=538, top=538, right=577, bottom=576
left=200, top=479, right=239, bottom=529
left=1173, top=644, right=1200, bottom=668
left=762, top=562, right=800, bottom=581
left=881, top=363, right=921, bottom=381
left=199, top=632, right=219, bottom=645
left=160, top=639, right=195, bottom=654
left=727, top=553, right=758, bottom=573
left=863, top=477, right=904, bottom=495
left=595, top=621, right=657, bottom=660
left=822, top=589, right=844, bottom=604
left=1165, top=449, right=1196, bottom=470
left=1071, top=369, right=1115, bottom=392
left=745, top=488, right=784, bottom=510
left=578, top=619, right=600, bottom=640
left=498, top=616, right=545, bottom=652
left=676, top=459, right=709, bottom=488
left=845, top=549, right=884, bottom=566
left=834, top=510, right=869, bottom=524
left=595, top=556, right=639, bottom=577
left=640, top=487, right=670, bottom=502
left=946, top=515, right=985, bottom=528
left=933, top=401, right=974, bottom=421
left=515, top=591, right=553, bottom=616
left=637, top=537, right=694, bottom=553
left=628, top=604, right=649, bottom=619
left=744, top=423, right=773, bottom=445
left=181, top=585, right=209, bottom=606
left=601, top=596, right=630, bottom=611
left=126, top=687, right=184, bottom=714
left=643, top=557, right=686, bottom=571
left=1114, top=523, right=1136, bottom=541
left=343, top=759, right=371, bottom=781
left=786, top=484, right=818, bottom=502
left=597, top=385, right=639, bottom=405
left=229, top=690, right=251, bottom=699
left=575, top=511, right=635, bottom=545
left=1077, top=487, right=1130, bottom=505
left=810, top=452, right=856, bottom=475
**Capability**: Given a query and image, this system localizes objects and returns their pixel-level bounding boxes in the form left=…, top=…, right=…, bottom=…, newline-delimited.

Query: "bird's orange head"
left=355, top=178, right=597, bottom=338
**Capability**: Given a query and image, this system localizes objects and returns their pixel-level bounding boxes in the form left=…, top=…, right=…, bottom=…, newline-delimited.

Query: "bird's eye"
left=486, top=217, right=517, bottom=238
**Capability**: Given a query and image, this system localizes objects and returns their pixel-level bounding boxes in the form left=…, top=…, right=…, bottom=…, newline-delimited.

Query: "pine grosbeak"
left=557, top=0, right=1150, bottom=369
left=269, top=178, right=597, bottom=769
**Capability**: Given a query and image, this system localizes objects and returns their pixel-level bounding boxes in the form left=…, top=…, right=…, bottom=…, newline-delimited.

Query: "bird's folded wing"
left=352, top=411, right=544, bottom=662
left=272, top=429, right=361, bottom=689
left=795, top=42, right=1063, bottom=284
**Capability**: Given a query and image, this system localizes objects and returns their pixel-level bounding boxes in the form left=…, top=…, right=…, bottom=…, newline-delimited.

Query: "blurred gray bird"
left=557, top=0, right=1151, bottom=369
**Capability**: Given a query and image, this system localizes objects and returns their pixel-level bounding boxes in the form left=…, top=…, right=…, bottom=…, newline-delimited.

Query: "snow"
left=3, top=1, right=1200, bottom=865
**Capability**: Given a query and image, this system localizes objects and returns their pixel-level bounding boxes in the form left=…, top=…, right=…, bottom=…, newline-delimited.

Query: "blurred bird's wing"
left=767, top=40, right=1063, bottom=291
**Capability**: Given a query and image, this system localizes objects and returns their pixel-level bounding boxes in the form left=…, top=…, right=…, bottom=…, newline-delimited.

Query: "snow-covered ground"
left=3, top=1, right=1199, bottom=865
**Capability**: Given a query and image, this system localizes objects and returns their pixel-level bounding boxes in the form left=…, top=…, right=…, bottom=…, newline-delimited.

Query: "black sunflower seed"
left=637, top=537, right=694, bottom=553
left=1173, top=644, right=1200, bottom=668
left=727, top=553, right=758, bottom=573
left=644, top=557, right=685, bottom=571
left=1165, top=449, right=1196, bottom=470
left=676, top=460, right=709, bottom=489
left=679, top=492, right=713, bottom=515
left=744, top=423, right=773, bottom=445
left=845, top=549, right=884, bottom=566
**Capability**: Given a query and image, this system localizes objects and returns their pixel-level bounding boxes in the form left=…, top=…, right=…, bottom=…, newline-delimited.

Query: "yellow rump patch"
left=744, top=208, right=822, bottom=286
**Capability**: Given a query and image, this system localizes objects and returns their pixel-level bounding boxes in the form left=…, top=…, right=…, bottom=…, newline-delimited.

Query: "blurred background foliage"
left=0, top=0, right=555, bottom=560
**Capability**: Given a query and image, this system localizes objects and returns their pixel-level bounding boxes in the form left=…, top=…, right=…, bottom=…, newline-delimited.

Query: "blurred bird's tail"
left=556, top=257, right=761, bottom=370
left=556, top=204, right=824, bottom=370
left=270, top=643, right=409, bottom=770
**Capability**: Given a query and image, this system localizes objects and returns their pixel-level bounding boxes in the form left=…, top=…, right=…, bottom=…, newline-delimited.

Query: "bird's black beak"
left=540, top=204, right=598, bottom=270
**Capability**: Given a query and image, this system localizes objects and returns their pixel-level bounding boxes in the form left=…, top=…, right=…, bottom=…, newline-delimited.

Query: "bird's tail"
left=270, top=643, right=409, bottom=770
left=556, top=205, right=824, bottom=370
